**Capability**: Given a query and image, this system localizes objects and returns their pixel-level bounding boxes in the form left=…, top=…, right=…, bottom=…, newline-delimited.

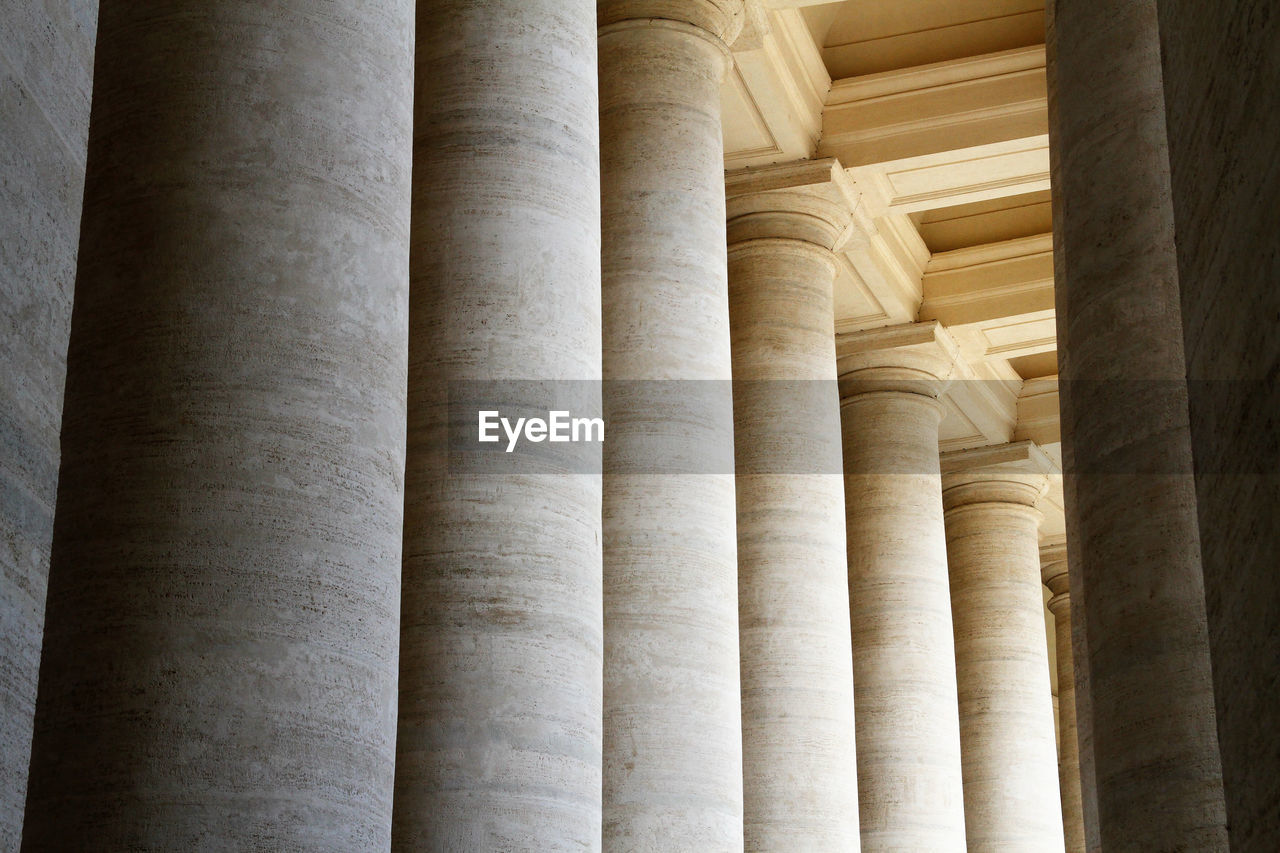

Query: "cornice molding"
left=836, top=320, right=961, bottom=399
left=940, top=439, right=1057, bottom=512
left=599, top=0, right=747, bottom=44
left=925, top=232, right=1054, bottom=272
left=826, top=45, right=1047, bottom=104
left=722, top=6, right=828, bottom=168
left=941, top=439, right=1056, bottom=476
left=725, top=158, right=857, bottom=249
left=1014, top=376, right=1061, bottom=446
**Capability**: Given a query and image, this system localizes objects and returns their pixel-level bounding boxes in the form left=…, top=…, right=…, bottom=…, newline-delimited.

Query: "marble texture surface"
left=1157, top=2, right=1280, bottom=849
left=838, top=323, right=967, bottom=852
left=600, top=3, right=745, bottom=848
left=942, top=456, right=1064, bottom=853
left=1047, top=0, right=1228, bottom=848
left=728, top=195, right=859, bottom=851
left=1042, top=545, right=1086, bottom=853
left=22, top=2, right=413, bottom=847
left=394, top=1, right=604, bottom=849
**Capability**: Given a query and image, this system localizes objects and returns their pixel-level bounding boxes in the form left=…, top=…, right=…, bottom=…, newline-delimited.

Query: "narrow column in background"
left=1047, top=0, right=1228, bottom=846
left=395, top=0, right=603, bottom=848
left=1042, top=541, right=1087, bottom=853
left=0, top=1, right=97, bottom=843
left=599, top=1, right=746, bottom=847
left=837, top=321, right=967, bottom=851
left=941, top=442, right=1065, bottom=852
left=22, top=1, right=414, bottom=848
left=726, top=161, right=860, bottom=851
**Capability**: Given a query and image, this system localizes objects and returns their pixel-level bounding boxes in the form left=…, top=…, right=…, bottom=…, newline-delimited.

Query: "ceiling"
left=722, top=0, right=1058, bottom=387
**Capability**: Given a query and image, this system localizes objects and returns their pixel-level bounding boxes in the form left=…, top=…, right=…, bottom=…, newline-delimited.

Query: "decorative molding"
left=940, top=439, right=1057, bottom=476
left=827, top=45, right=1047, bottom=103
left=846, top=136, right=1051, bottom=216
left=926, top=232, right=1053, bottom=270
left=921, top=233, right=1057, bottom=368
left=1014, top=375, right=1061, bottom=446
left=940, top=440, right=1058, bottom=512
left=722, top=7, right=829, bottom=168
left=725, top=158, right=858, bottom=249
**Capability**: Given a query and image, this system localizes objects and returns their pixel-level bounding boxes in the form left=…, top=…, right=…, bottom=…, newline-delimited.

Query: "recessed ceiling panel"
left=916, top=190, right=1053, bottom=252
left=811, top=0, right=1046, bottom=79
left=1008, top=350, right=1059, bottom=380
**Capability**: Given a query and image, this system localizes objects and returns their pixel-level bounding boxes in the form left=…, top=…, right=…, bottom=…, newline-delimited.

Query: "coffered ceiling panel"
left=802, top=0, right=1046, bottom=79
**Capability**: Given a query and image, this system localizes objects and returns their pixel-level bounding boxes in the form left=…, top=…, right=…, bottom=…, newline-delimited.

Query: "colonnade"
left=3, top=0, right=1244, bottom=851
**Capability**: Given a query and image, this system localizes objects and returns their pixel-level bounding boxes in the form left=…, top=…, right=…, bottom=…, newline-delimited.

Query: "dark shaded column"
left=22, top=2, right=413, bottom=848
left=1156, top=1, right=1280, bottom=849
left=1046, top=0, right=1228, bottom=848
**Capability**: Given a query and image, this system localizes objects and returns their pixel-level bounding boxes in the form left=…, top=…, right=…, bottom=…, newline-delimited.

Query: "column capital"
left=940, top=440, right=1056, bottom=515
left=725, top=158, right=860, bottom=252
left=599, top=0, right=748, bottom=46
left=836, top=321, right=960, bottom=400
left=1040, top=538, right=1070, bottom=602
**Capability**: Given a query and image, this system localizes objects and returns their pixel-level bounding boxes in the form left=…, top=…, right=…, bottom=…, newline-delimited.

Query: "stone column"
left=837, top=321, right=967, bottom=851
left=726, top=161, right=860, bottom=851
left=394, top=1, right=602, bottom=849
left=0, top=2, right=97, bottom=844
left=21, top=2, right=413, bottom=848
left=599, top=1, right=745, bottom=848
left=1047, top=0, right=1228, bottom=848
left=941, top=442, right=1065, bottom=852
left=1042, top=542, right=1086, bottom=853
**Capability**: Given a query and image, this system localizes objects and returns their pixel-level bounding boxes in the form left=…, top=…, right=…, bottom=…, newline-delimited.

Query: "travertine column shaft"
left=1042, top=544, right=1086, bottom=853
left=727, top=178, right=860, bottom=851
left=0, top=2, right=96, bottom=843
left=600, top=2, right=745, bottom=848
left=941, top=447, right=1064, bottom=852
left=838, top=322, right=967, bottom=851
left=1047, top=0, right=1228, bottom=848
left=22, top=1, right=413, bottom=848
left=394, top=1, right=602, bottom=849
